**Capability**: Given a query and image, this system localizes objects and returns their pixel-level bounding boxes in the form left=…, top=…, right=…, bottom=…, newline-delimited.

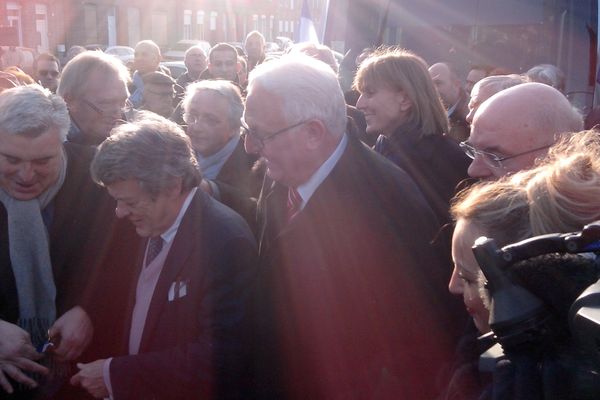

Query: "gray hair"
left=184, top=45, right=207, bottom=59
left=244, top=30, right=265, bottom=47
left=91, top=112, right=201, bottom=197
left=57, top=51, right=130, bottom=100
left=182, top=80, right=243, bottom=130
left=474, top=74, right=528, bottom=98
left=0, top=84, right=69, bottom=141
left=526, top=64, right=565, bottom=92
left=135, top=40, right=161, bottom=56
left=247, top=54, right=347, bottom=137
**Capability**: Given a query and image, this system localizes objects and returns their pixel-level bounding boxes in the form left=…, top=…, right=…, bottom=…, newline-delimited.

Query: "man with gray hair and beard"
left=0, top=85, right=124, bottom=398
left=245, top=55, right=454, bottom=399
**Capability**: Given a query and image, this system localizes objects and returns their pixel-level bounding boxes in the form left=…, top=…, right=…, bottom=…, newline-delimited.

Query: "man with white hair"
left=245, top=55, right=453, bottom=399
left=0, top=85, right=125, bottom=397
left=58, top=51, right=131, bottom=146
left=464, top=82, right=583, bottom=180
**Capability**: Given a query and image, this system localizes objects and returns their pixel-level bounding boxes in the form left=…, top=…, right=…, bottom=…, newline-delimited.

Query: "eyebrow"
left=0, top=152, right=57, bottom=162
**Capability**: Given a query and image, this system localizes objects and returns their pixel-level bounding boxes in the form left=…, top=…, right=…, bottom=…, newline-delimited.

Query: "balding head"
left=134, top=40, right=161, bottom=75
left=428, top=62, right=461, bottom=108
left=467, top=82, right=582, bottom=180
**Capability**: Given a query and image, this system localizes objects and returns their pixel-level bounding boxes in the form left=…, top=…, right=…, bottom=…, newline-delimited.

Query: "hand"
left=0, top=357, right=48, bottom=394
left=0, top=320, right=47, bottom=393
left=70, top=359, right=108, bottom=399
left=48, top=306, right=93, bottom=361
left=0, top=320, right=38, bottom=360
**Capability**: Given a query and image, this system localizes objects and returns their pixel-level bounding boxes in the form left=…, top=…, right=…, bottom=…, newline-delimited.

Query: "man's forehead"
left=187, top=49, right=205, bottom=58
left=211, top=50, right=236, bottom=62
left=0, top=129, right=63, bottom=158
left=37, top=59, right=59, bottom=71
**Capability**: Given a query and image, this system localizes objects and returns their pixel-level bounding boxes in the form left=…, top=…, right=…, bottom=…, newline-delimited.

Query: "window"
left=183, top=10, right=192, bottom=40
left=210, top=11, right=217, bottom=31
left=197, top=11, right=205, bottom=40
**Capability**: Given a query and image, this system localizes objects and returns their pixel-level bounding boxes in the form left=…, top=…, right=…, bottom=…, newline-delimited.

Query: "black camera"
left=472, top=221, right=600, bottom=399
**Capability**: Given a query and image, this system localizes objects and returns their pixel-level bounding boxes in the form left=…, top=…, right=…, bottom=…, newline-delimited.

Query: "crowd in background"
left=0, top=29, right=599, bottom=400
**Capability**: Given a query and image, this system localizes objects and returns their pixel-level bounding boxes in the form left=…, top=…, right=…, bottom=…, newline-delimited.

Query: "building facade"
left=0, top=0, right=328, bottom=57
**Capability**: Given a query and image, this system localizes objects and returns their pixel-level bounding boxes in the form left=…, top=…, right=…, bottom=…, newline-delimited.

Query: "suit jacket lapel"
left=137, top=192, right=203, bottom=352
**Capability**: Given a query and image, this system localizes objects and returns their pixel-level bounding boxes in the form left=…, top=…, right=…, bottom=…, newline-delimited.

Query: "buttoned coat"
left=251, top=133, right=455, bottom=399
left=109, top=190, right=258, bottom=400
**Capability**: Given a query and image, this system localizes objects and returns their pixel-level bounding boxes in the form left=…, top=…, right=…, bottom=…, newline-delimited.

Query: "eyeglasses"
left=211, top=60, right=236, bottom=68
left=183, top=113, right=221, bottom=128
left=460, top=141, right=552, bottom=170
left=82, top=98, right=133, bottom=118
left=38, top=70, right=59, bottom=78
left=241, top=119, right=309, bottom=150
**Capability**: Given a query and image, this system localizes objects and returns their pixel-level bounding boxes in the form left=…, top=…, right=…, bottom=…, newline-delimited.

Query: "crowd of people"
left=0, top=29, right=599, bottom=400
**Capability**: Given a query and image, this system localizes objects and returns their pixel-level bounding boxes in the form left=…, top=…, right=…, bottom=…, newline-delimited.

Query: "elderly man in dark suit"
left=244, top=55, right=454, bottom=399
left=71, top=114, right=257, bottom=399
left=182, top=79, right=260, bottom=226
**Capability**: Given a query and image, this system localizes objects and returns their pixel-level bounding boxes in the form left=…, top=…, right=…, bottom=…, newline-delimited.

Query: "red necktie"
left=287, top=187, right=302, bottom=222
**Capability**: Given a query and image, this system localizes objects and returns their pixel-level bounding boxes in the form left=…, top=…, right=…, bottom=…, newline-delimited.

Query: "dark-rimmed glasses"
left=459, top=141, right=552, bottom=170
left=82, top=98, right=133, bottom=118
left=241, top=119, right=309, bottom=150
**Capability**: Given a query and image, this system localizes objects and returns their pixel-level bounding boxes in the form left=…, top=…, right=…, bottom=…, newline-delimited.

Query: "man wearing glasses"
left=181, top=80, right=259, bottom=226
left=464, top=82, right=583, bottom=180
left=58, top=51, right=131, bottom=146
left=34, top=53, right=60, bottom=94
left=199, top=43, right=241, bottom=83
left=245, top=55, right=454, bottom=399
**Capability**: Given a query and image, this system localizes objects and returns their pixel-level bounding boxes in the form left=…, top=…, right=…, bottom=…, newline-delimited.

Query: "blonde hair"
left=451, top=177, right=533, bottom=247
left=353, top=47, right=448, bottom=137
left=526, top=130, right=600, bottom=235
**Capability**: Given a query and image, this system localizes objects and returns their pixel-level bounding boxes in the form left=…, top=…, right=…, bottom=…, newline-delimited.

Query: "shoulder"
left=190, top=190, right=256, bottom=245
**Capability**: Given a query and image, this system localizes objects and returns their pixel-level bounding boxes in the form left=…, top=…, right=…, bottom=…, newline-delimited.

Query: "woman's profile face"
left=449, top=219, right=490, bottom=333
left=355, top=84, right=411, bottom=136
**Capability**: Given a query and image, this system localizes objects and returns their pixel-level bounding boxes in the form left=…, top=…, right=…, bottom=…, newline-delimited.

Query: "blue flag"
left=297, top=0, right=319, bottom=44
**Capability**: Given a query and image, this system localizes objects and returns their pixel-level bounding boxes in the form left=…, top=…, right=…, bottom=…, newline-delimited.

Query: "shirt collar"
left=296, top=133, right=348, bottom=208
left=160, top=187, right=197, bottom=243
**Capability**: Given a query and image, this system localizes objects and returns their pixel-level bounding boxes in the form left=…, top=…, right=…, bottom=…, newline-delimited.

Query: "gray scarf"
left=0, top=149, right=67, bottom=346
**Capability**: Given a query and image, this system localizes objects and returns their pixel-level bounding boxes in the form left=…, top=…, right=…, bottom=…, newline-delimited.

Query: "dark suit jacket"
left=109, top=190, right=258, bottom=400
left=252, top=133, right=455, bottom=400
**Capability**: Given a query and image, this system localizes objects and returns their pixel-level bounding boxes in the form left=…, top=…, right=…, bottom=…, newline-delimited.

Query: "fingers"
left=0, top=362, right=38, bottom=390
left=52, top=337, right=82, bottom=362
left=70, top=371, right=82, bottom=387
left=0, top=369, right=14, bottom=394
left=13, top=357, right=49, bottom=375
left=19, top=343, right=41, bottom=361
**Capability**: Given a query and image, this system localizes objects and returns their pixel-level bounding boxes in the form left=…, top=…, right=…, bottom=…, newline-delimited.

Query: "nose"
left=448, top=268, right=464, bottom=295
left=115, top=202, right=130, bottom=219
left=467, top=155, right=492, bottom=180
left=355, top=94, right=366, bottom=110
left=17, top=163, right=35, bottom=182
